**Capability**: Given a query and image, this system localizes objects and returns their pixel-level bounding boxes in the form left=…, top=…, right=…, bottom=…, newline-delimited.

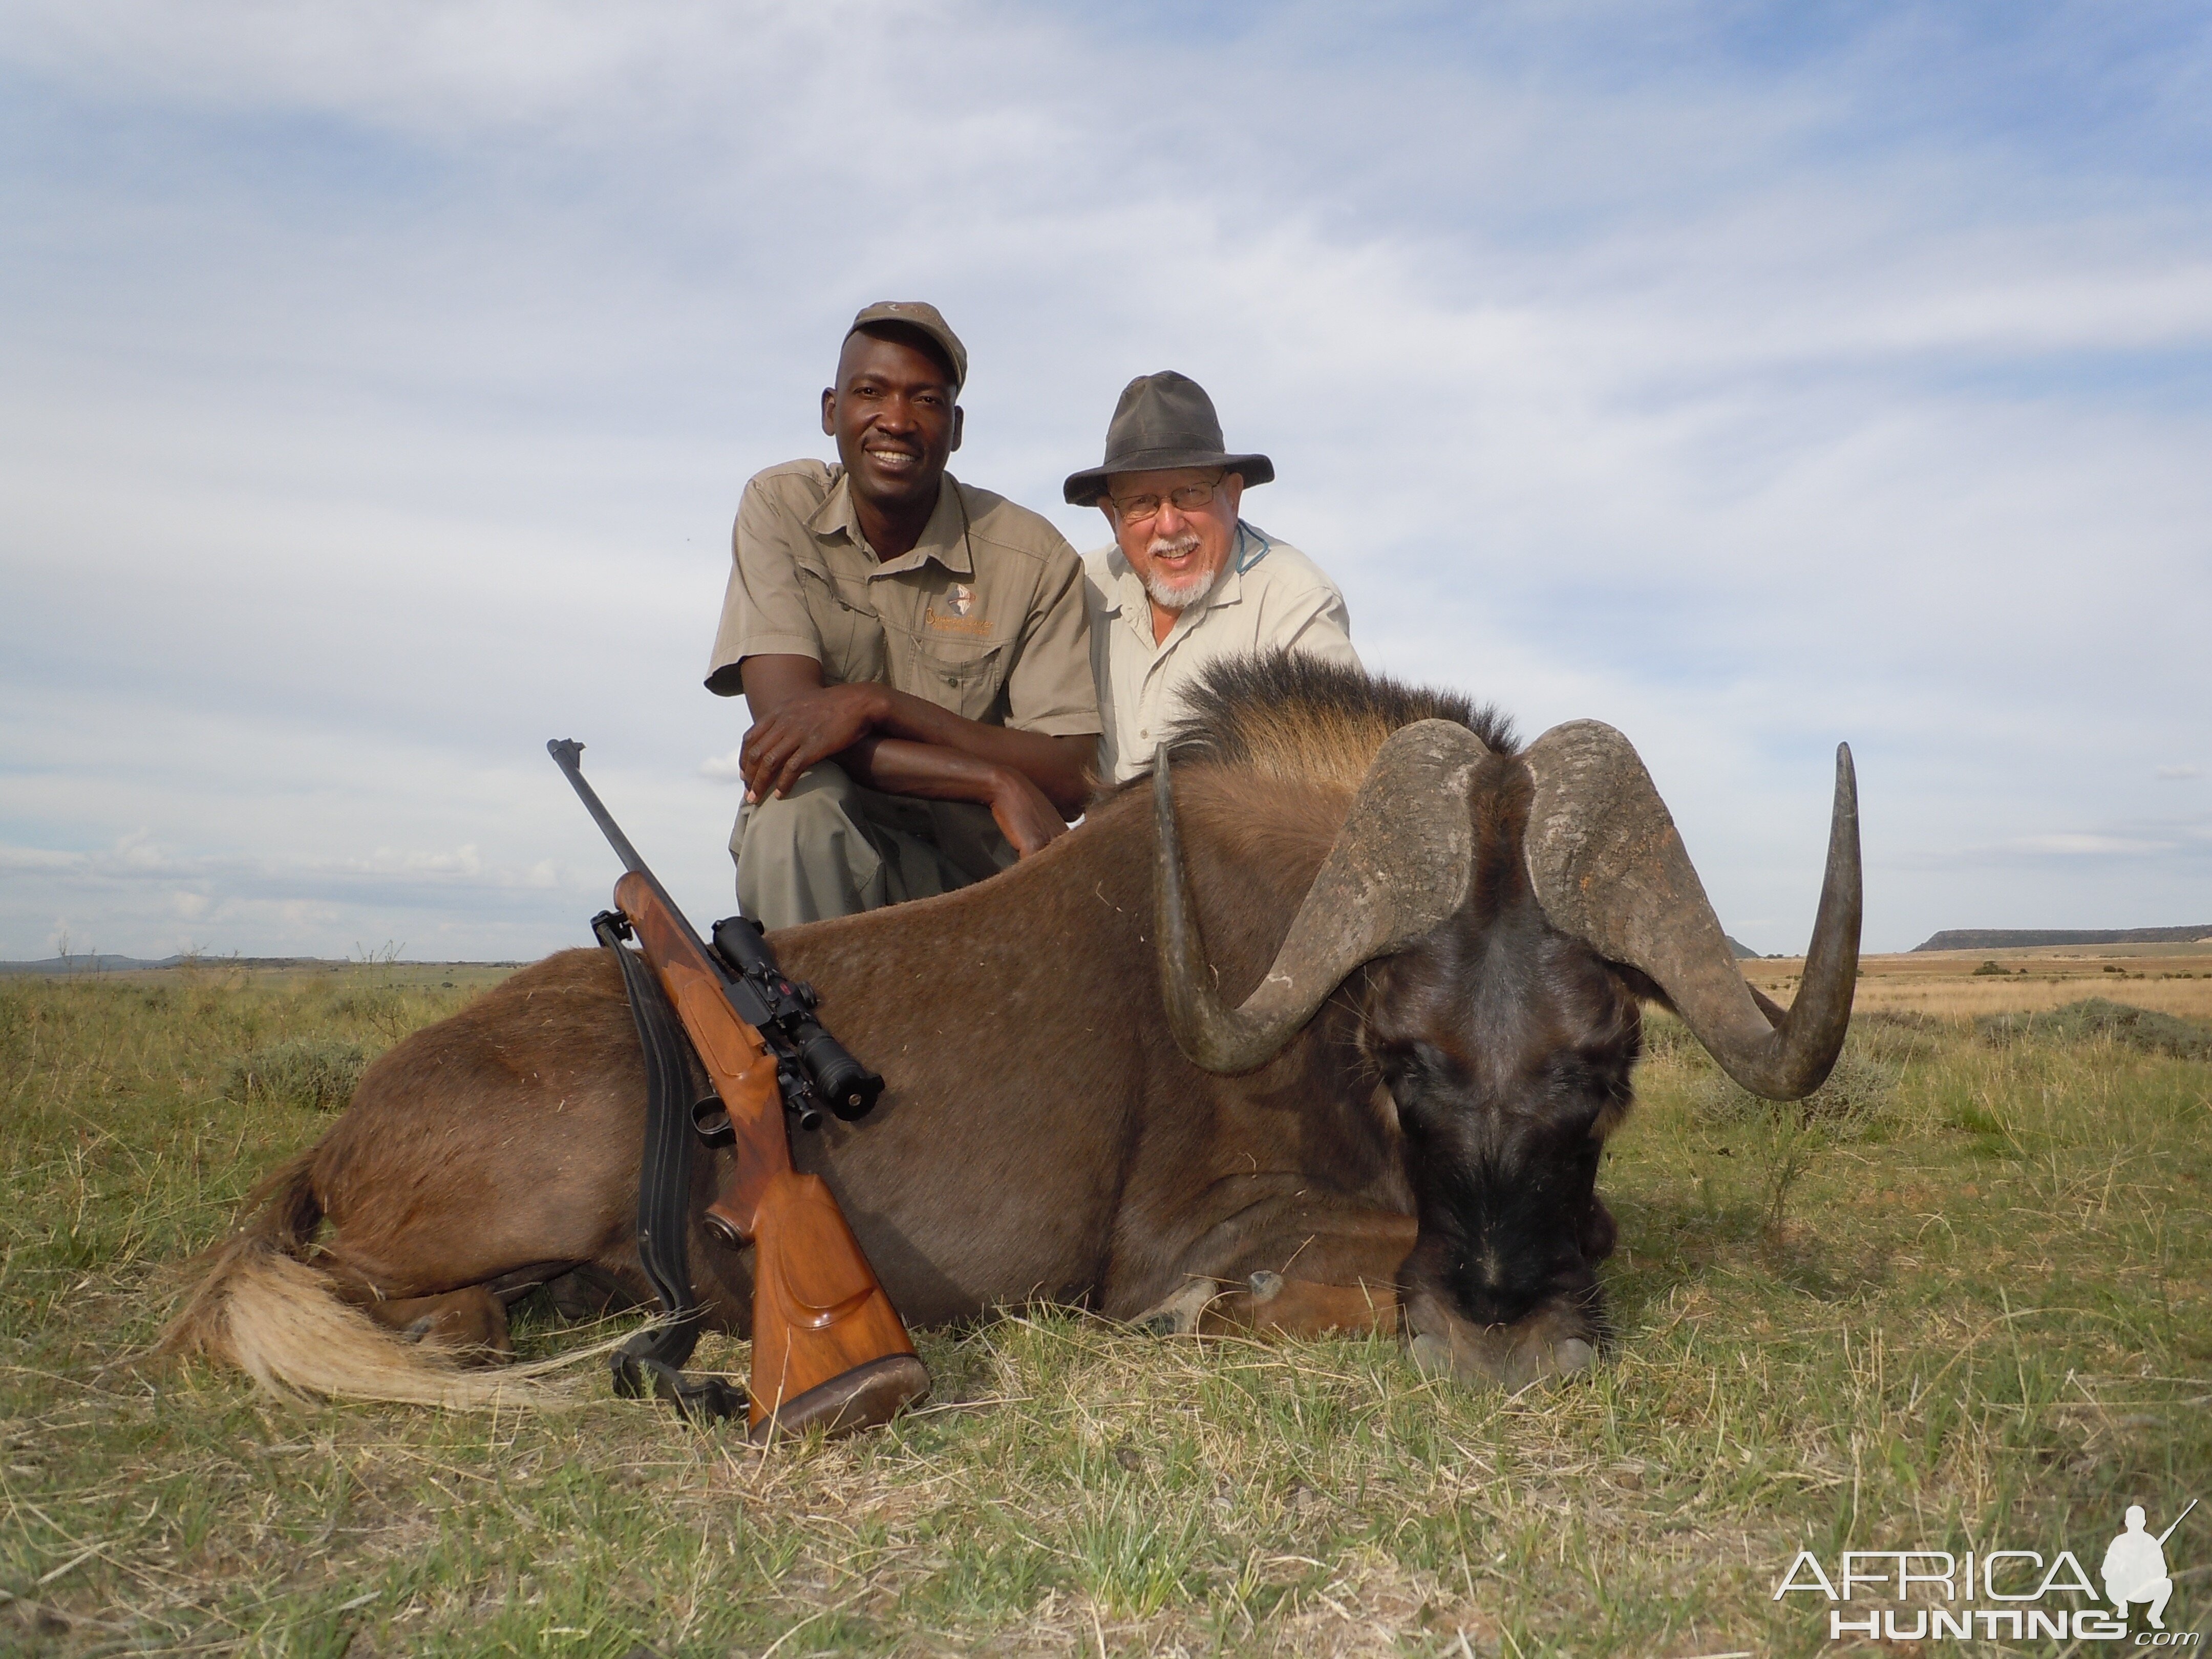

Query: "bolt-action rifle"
left=549, top=739, right=928, bottom=1440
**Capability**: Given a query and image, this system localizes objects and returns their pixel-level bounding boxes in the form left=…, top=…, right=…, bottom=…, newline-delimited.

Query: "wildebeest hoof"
left=1132, top=1279, right=1218, bottom=1336
left=1246, top=1270, right=1284, bottom=1303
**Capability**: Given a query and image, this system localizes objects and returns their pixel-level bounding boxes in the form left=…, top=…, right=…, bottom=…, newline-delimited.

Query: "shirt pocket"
left=796, top=557, right=885, bottom=686
left=909, top=635, right=1010, bottom=723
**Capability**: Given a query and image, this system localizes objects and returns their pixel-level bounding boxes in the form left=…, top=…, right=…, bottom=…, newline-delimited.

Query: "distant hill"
left=0, top=954, right=187, bottom=974
left=1724, top=935, right=1761, bottom=960
left=1913, top=926, right=2212, bottom=952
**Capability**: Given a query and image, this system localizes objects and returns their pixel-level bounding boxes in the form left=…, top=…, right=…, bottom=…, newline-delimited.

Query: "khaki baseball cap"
left=845, top=301, right=968, bottom=391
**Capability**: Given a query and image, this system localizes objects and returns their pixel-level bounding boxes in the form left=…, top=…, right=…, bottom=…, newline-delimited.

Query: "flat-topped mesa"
left=1915, top=926, right=2212, bottom=952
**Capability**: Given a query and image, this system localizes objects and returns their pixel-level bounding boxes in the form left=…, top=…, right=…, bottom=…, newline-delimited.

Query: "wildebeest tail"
left=157, top=1151, right=579, bottom=1410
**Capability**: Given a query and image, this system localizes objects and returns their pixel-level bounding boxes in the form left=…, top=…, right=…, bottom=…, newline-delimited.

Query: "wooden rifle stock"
left=613, top=871, right=927, bottom=1440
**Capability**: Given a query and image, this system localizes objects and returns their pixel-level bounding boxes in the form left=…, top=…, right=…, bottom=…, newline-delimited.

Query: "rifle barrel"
left=547, top=739, right=705, bottom=944
left=2157, top=1496, right=2197, bottom=1546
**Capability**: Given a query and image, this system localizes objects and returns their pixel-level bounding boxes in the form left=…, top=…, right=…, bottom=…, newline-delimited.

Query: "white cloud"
left=2157, top=764, right=2203, bottom=780
left=2007, top=835, right=2177, bottom=857
left=3, top=2, right=2209, bottom=958
left=699, top=751, right=746, bottom=785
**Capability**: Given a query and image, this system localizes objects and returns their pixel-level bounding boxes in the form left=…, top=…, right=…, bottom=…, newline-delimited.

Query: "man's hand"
left=985, top=767, right=1070, bottom=858
left=740, top=682, right=886, bottom=800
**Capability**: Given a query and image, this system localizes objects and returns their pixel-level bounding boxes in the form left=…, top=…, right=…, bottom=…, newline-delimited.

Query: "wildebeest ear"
left=1610, top=961, right=1671, bottom=1011
left=1612, top=963, right=1784, bottom=1029
left=1520, top=721, right=1860, bottom=1101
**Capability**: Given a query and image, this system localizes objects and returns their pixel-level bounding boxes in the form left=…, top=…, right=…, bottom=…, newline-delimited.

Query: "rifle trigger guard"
left=691, top=1095, right=735, bottom=1146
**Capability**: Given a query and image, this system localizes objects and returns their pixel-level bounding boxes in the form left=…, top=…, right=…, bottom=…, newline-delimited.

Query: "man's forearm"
left=835, top=734, right=1013, bottom=805
left=837, top=736, right=1069, bottom=857
left=862, top=686, right=1094, bottom=815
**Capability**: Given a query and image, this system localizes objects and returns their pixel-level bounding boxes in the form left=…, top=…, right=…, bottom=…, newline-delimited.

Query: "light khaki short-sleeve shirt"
left=1083, top=521, right=1361, bottom=786
left=706, top=460, right=1101, bottom=739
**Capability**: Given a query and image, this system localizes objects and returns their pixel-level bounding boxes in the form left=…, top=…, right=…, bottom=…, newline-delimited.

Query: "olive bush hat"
left=1063, top=371, right=1274, bottom=506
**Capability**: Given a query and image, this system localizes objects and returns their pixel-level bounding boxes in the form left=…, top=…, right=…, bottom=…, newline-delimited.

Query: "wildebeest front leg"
left=1130, top=1201, right=1416, bottom=1338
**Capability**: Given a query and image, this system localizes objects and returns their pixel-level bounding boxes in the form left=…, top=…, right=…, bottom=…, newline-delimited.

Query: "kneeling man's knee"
left=734, top=765, right=884, bottom=929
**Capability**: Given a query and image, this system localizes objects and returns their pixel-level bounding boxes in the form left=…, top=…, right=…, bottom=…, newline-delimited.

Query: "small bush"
left=1976, top=998, right=2212, bottom=1062
left=1851, top=1010, right=1946, bottom=1065
left=1972, top=960, right=2009, bottom=976
left=221, top=1040, right=369, bottom=1111
left=1687, top=1044, right=1900, bottom=1129
left=331, top=988, right=408, bottom=1021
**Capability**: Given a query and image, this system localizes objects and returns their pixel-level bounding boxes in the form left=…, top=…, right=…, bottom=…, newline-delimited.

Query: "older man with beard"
left=1067, top=371, right=1360, bottom=787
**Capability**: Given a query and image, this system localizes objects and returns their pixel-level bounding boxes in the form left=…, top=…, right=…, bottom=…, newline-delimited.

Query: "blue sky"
left=3, top=0, right=2208, bottom=961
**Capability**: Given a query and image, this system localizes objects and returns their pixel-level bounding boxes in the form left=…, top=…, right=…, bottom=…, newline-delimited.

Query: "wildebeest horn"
left=1156, top=718, right=1494, bottom=1075
left=1520, top=721, right=1860, bottom=1099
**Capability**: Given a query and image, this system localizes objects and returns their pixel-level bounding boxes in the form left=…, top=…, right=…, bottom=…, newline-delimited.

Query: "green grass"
left=2, top=969, right=2207, bottom=1655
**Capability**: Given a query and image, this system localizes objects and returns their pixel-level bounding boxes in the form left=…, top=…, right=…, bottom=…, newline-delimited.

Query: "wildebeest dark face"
left=1365, top=900, right=1643, bottom=1389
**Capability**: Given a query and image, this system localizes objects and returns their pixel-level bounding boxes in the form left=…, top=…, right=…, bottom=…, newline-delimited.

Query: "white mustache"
left=1146, top=531, right=1202, bottom=561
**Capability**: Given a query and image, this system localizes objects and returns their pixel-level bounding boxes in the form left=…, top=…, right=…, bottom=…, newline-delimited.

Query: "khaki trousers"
left=732, top=762, right=1016, bottom=931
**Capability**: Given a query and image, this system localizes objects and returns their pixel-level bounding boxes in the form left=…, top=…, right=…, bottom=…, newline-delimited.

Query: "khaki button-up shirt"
left=706, top=460, right=1101, bottom=739
left=1083, top=521, right=1361, bottom=786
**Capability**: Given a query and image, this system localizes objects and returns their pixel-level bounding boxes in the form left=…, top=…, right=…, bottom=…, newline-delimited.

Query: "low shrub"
left=1849, top=1009, right=1947, bottom=1064
left=1687, top=1042, right=1901, bottom=1129
left=220, top=1039, right=369, bottom=1111
left=1976, top=998, right=2212, bottom=1062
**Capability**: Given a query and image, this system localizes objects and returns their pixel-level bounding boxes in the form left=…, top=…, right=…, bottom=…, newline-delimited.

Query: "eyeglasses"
left=1105, top=475, right=1224, bottom=524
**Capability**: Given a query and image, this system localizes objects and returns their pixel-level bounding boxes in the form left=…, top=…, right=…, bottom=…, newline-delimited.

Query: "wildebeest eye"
left=1544, top=1049, right=1625, bottom=1094
left=1379, top=1038, right=1458, bottom=1095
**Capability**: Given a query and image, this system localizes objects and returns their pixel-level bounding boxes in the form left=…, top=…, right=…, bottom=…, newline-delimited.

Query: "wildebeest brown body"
left=302, top=754, right=1414, bottom=1338
left=171, top=656, right=1856, bottom=1403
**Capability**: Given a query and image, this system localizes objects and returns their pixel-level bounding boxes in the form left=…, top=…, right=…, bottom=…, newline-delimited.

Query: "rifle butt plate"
left=748, top=1353, right=930, bottom=1444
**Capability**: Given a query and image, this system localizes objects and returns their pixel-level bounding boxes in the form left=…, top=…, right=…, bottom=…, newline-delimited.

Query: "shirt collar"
left=809, top=467, right=975, bottom=579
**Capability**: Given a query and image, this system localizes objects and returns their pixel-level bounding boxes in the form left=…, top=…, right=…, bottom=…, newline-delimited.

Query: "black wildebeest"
left=166, top=655, right=1858, bottom=1402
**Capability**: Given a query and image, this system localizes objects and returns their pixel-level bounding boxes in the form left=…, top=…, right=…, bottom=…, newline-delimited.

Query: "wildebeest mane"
left=1160, top=651, right=1519, bottom=790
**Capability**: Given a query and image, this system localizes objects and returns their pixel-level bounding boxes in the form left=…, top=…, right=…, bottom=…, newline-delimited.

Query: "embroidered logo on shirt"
left=926, top=583, right=992, bottom=635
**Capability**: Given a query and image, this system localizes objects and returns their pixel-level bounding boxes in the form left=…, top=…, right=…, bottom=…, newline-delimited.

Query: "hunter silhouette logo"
left=2105, top=1500, right=2193, bottom=1631
left=1774, top=1496, right=2199, bottom=1643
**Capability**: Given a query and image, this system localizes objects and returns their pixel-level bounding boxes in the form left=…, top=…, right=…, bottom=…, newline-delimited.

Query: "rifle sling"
left=594, top=911, right=747, bottom=1423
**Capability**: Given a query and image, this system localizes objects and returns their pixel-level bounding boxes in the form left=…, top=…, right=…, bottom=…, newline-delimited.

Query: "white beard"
left=1140, top=532, right=1221, bottom=613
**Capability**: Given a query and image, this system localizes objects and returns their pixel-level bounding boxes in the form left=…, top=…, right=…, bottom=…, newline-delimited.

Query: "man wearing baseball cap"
left=706, top=303, right=1100, bottom=929
left=1068, top=370, right=1360, bottom=787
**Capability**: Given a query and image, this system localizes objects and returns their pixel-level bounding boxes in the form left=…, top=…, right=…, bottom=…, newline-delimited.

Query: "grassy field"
left=2, top=955, right=2207, bottom=1656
